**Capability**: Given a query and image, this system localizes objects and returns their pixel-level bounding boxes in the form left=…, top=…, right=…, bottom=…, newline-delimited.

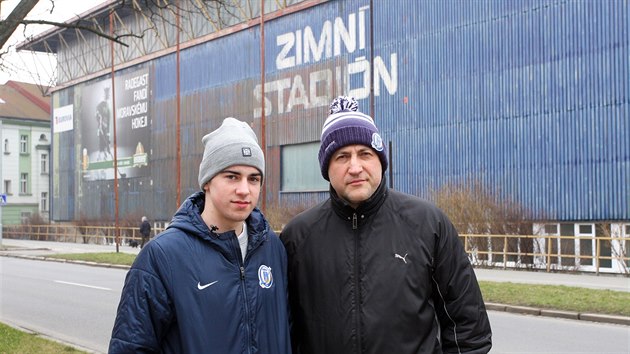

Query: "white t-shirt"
left=237, top=222, right=248, bottom=262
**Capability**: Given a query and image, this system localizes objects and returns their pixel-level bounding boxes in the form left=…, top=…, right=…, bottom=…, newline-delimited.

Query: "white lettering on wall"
left=374, top=53, right=398, bottom=96
left=256, top=6, right=397, bottom=117
left=303, top=22, right=332, bottom=64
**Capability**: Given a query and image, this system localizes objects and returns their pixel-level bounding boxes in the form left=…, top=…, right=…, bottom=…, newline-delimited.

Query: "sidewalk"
left=0, top=238, right=141, bottom=269
left=473, top=268, right=630, bottom=293
left=0, top=238, right=142, bottom=255
left=1, top=238, right=629, bottom=326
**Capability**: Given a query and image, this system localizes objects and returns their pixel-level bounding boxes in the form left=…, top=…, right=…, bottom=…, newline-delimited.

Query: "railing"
left=462, top=234, right=630, bottom=275
left=2, top=225, right=629, bottom=275
left=2, top=224, right=166, bottom=245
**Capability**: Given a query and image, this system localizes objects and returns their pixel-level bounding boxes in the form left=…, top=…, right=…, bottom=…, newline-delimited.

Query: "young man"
left=110, top=118, right=291, bottom=353
left=281, top=96, right=492, bottom=354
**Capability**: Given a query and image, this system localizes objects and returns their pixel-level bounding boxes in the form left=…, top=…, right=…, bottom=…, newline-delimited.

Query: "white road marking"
left=54, top=280, right=111, bottom=291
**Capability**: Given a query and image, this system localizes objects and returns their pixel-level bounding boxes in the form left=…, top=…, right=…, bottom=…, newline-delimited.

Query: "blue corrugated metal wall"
left=260, top=0, right=628, bottom=221
left=53, top=0, right=628, bottom=223
left=265, top=0, right=628, bottom=221
left=424, top=0, right=627, bottom=220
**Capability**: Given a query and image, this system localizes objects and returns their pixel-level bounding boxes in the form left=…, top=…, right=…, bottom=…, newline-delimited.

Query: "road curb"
left=485, top=302, right=630, bottom=326
left=540, top=309, right=579, bottom=320
left=579, top=313, right=630, bottom=326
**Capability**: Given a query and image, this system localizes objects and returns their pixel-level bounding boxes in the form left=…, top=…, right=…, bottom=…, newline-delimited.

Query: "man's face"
left=203, top=165, right=262, bottom=231
left=328, top=144, right=382, bottom=209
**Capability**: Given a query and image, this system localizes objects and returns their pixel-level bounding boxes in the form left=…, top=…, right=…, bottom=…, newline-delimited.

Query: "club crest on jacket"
left=258, top=265, right=273, bottom=288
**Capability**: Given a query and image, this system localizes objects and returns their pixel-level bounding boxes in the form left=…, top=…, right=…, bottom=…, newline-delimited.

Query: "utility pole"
left=0, top=120, right=4, bottom=246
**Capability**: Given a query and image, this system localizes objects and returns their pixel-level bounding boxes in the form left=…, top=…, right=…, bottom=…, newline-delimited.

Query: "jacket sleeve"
left=431, top=214, right=492, bottom=354
left=280, top=223, right=304, bottom=354
left=109, top=247, right=173, bottom=353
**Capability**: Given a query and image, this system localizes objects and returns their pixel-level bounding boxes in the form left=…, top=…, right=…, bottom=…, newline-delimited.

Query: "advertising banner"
left=80, top=68, right=151, bottom=181
left=53, top=104, right=74, bottom=133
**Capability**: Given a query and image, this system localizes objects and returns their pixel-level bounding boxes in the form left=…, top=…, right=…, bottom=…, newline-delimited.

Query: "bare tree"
left=0, top=0, right=39, bottom=51
left=0, top=0, right=241, bottom=88
left=1, top=0, right=129, bottom=60
left=1, top=0, right=236, bottom=48
left=429, top=179, right=534, bottom=267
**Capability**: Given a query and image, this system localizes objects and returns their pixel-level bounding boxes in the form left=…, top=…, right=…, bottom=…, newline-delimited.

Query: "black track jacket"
left=281, top=181, right=492, bottom=354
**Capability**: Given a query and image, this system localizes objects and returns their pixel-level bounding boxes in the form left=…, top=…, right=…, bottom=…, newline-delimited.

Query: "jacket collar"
left=169, top=191, right=269, bottom=249
left=329, top=177, right=388, bottom=220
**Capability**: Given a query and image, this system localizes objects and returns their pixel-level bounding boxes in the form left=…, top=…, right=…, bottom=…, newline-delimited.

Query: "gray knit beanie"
left=318, top=96, right=388, bottom=181
left=198, top=117, right=265, bottom=190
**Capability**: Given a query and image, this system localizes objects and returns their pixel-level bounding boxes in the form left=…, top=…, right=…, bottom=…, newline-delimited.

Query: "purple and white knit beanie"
left=318, top=96, right=388, bottom=181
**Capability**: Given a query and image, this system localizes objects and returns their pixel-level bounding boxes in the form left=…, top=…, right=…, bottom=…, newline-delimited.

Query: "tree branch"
left=20, top=19, right=138, bottom=47
left=0, top=0, right=39, bottom=49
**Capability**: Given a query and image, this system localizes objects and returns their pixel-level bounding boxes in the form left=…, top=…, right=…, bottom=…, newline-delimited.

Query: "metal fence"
left=3, top=225, right=629, bottom=275
left=463, top=234, right=630, bottom=275
left=2, top=224, right=166, bottom=246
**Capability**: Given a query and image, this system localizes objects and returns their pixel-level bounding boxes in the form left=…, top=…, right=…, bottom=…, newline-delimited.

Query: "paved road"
left=1, top=238, right=629, bottom=353
left=1, top=257, right=126, bottom=353
left=4, top=248, right=628, bottom=354
left=489, top=311, right=630, bottom=353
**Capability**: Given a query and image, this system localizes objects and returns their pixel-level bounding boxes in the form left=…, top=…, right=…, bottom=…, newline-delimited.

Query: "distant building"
left=0, top=81, right=51, bottom=224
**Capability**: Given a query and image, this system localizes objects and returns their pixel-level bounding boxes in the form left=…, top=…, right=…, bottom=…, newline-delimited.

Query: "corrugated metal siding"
left=52, top=0, right=629, bottom=223
left=366, top=0, right=628, bottom=221
left=264, top=0, right=374, bottom=209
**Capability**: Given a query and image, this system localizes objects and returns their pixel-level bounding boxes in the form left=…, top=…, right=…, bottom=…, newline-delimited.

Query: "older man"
left=281, top=96, right=492, bottom=354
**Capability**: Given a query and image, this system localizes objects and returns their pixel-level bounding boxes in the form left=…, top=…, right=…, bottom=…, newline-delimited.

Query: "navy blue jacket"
left=110, top=192, right=291, bottom=353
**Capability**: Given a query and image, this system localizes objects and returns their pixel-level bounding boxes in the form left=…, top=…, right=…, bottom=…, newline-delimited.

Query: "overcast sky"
left=0, top=0, right=106, bottom=85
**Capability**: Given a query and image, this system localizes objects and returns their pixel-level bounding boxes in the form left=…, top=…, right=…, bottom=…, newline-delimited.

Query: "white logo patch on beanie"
left=371, top=133, right=384, bottom=152
left=242, top=147, right=252, bottom=157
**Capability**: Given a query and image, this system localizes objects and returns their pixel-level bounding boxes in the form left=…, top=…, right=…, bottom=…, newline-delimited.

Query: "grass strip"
left=479, top=280, right=630, bottom=317
left=0, top=322, right=85, bottom=353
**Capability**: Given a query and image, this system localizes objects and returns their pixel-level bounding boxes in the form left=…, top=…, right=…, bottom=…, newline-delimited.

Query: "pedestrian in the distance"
left=139, top=216, right=151, bottom=248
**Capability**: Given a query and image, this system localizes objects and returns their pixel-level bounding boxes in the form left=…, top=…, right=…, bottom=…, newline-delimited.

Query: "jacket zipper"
left=239, top=265, right=253, bottom=354
left=352, top=212, right=361, bottom=352
left=233, top=233, right=253, bottom=354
